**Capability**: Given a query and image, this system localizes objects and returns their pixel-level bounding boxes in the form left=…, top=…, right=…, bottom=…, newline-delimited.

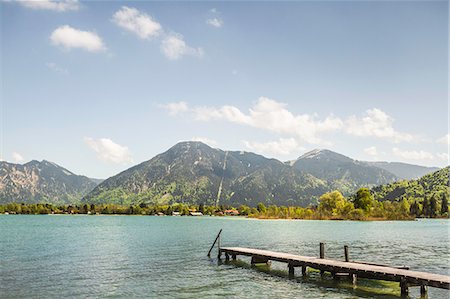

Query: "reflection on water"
left=0, top=216, right=448, bottom=298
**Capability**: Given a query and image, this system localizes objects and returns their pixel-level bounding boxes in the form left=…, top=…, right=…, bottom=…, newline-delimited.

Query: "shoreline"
left=2, top=213, right=448, bottom=221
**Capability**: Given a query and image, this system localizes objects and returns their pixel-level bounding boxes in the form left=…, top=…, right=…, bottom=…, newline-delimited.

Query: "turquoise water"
left=0, top=216, right=449, bottom=298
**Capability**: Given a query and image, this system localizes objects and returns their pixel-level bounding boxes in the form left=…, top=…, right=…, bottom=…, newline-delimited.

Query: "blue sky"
left=1, top=0, right=448, bottom=178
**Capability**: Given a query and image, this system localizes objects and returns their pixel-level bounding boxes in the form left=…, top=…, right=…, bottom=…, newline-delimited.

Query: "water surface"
left=1, top=215, right=449, bottom=298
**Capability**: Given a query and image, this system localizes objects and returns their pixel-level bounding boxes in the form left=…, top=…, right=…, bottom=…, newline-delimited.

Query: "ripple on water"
left=0, top=216, right=449, bottom=298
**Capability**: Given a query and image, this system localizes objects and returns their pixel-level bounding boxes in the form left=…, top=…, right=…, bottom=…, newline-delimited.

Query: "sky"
left=1, top=0, right=449, bottom=179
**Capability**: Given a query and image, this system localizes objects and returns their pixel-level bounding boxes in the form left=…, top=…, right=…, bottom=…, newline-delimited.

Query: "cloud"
left=19, top=0, right=79, bottom=12
left=392, top=147, right=434, bottom=161
left=161, top=99, right=422, bottom=154
left=111, top=6, right=203, bottom=61
left=206, top=18, right=223, bottom=28
left=12, top=152, right=24, bottom=163
left=364, top=146, right=378, bottom=157
left=160, top=101, right=189, bottom=116
left=189, top=97, right=342, bottom=145
left=46, top=62, right=68, bottom=75
left=160, top=34, right=204, bottom=60
left=191, top=137, right=218, bottom=147
left=346, top=108, right=414, bottom=143
left=243, top=138, right=305, bottom=156
left=112, top=6, right=162, bottom=39
left=437, top=134, right=449, bottom=145
left=50, top=25, right=106, bottom=53
left=84, top=137, right=133, bottom=164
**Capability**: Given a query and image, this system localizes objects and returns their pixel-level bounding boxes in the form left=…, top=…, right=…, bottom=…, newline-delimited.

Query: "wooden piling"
left=352, top=274, right=357, bottom=286
left=420, top=285, right=427, bottom=296
left=344, top=245, right=349, bottom=262
left=207, top=229, right=222, bottom=258
left=302, top=265, right=307, bottom=276
left=288, top=263, right=295, bottom=277
left=400, top=278, right=409, bottom=297
left=319, top=243, right=325, bottom=276
left=217, top=233, right=221, bottom=259
left=232, top=254, right=236, bottom=260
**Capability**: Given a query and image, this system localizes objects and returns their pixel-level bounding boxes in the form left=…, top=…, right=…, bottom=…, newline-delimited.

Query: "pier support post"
left=400, top=278, right=409, bottom=297
left=288, top=263, right=295, bottom=278
left=344, top=245, right=349, bottom=262
left=232, top=254, right=236, bottom=261
left=319, top=243, right=325, bottom=276
left=225, top=252, right=230, bottom=261
left=420, top=285, right=427, bottom=297
left=302, top=265, right=307, bottom=276
left=352, top=274, right=357, bottom=286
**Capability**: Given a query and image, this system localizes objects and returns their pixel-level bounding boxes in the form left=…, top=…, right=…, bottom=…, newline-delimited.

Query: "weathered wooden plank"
left=220, top=247, right=450, bottom=290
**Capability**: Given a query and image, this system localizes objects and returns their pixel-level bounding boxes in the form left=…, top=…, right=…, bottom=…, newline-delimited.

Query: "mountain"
left=364, top=161, right=439, bottom=180
left=372, top=166, right=449, bottom=202
left=0, top=160, right=99, bottom=204
left=291, top=149, right=398, bottom=194
left=83, top=141, right=328, bottom=207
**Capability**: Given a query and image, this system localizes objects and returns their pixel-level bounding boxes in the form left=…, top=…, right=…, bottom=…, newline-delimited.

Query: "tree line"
left=1, top=187, right=448, bottom=220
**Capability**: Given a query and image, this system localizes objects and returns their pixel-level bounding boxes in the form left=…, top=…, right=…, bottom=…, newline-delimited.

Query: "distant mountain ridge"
left=363, top=161, right=439, bottom=180
left=290, top=149, right=398, bottom=195
left=0, top=160, right=99, bottom=204
left=83, top=142, right=328, bottom=206
left=0, top=143, right=442, bottom=206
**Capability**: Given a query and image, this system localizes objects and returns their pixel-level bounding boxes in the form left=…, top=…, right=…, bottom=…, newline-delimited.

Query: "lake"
left=0, top=215, right=449, bottom=298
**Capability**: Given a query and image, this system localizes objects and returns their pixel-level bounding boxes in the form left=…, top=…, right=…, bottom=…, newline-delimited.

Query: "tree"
left=441, top=193, right=448, bottom=216
left=198, top=203, right=205, bottom=214
left=422, top=197, right=430, bottom=217
left=318, top=191, right=347, bottom=216
left=430, top=196, right=437, bottom=218
left=353, top=188, right=373, bottom=212
left=257, top=203, right=267, bottom=214
left=82, top=204, right=89, bottom=214
left=410, top=201, right=420, bottom=216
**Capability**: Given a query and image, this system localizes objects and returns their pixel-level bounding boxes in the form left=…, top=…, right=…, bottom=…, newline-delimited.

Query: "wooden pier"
left=208, top=231, right=450, bottom=296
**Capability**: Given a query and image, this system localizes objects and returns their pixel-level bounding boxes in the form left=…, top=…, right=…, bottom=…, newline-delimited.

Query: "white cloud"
left=191, top=137, right=218, bottom=147
left=19, top=0, right=79, bottom=12
left=50, top=25, right=106, bottom=53
left=206, top=18, right=223, bottom=28
left=243, top=138, right=304, bottom=156
left=160, top=34, right=204, bottom=60
left=161, top=99, right=423, bottom=154
left=112, top=6, right=162, bottom=39
left=190, top=97, right=342, bottom=145
left=160, top=101, right=189, bottom=116
left=364, top=146, right=378, bottom=157
left=346, top=108, right=414, bottom=143
left=110, top=6, right=203, bottom=60
left=84, top=137, right=133, bottom=164
left=12, top=152, right=24, bottom=163
left=46, top=62, right=68, bottom=75
left=392, top=147, right=434, bottom=161
left=437, top=134, right=449, bottom=145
